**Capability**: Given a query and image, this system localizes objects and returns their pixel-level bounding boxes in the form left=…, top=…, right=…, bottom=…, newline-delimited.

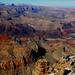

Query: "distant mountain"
left=0, top=24, right=36, bottom=36
left=0, top=4, right=75, bottom=38
left=0, top=2, right=5, bottom=6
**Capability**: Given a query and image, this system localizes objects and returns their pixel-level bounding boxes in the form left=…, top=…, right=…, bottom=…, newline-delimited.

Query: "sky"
left=0, top=0, right=75, bottom=8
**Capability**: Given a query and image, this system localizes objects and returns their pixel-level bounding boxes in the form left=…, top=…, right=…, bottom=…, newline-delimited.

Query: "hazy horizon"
left=0, top=0, right=75, bottom=8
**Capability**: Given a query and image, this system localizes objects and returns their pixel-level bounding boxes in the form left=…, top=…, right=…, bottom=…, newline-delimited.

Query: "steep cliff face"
left=0, top=37, right=75, bottom=75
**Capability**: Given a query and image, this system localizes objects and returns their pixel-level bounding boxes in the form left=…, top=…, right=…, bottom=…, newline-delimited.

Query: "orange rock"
left=13, top=59, right=22, bottom=68
left=0, top=61, right=10, bottom=70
